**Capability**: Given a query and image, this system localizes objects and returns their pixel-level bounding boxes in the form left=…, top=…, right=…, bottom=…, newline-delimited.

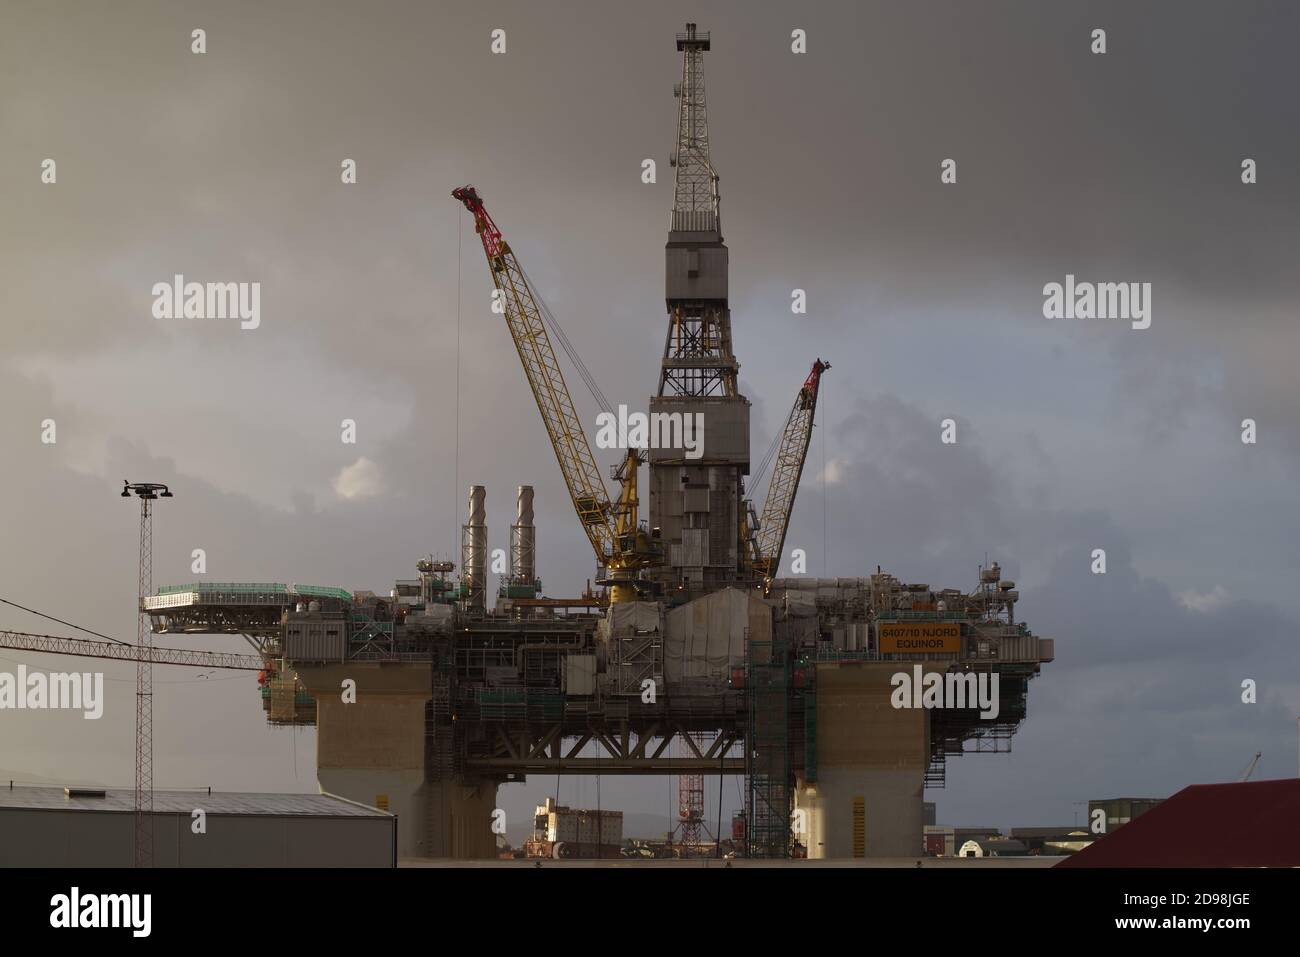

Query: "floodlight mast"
left=121, top=480, right=173, bottom=867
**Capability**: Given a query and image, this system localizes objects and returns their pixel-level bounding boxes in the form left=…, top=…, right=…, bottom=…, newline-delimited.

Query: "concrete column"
left=426, top=778, right=499, bottom=859
left=796, top=661, right=938, bottom=859
left=294, top=662, right=499, bottom=860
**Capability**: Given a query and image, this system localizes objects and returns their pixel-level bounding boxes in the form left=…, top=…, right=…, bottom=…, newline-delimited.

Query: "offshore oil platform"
left=140, top=23, right=1054, bottom=859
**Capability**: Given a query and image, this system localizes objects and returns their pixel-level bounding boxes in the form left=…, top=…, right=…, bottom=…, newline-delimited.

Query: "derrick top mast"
left=660, top=22, right=736, bottom=399
left=671, top=23, right=720, bottom=236
left=650, top=23, right=751, bottom=597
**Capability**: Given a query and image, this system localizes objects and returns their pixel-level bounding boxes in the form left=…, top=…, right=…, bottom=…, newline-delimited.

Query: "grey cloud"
left=3, top=0, right=1299, bottom=828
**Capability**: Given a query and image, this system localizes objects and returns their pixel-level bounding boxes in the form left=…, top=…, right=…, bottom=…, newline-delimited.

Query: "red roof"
left=1056, top=778, right=1300, bottom=867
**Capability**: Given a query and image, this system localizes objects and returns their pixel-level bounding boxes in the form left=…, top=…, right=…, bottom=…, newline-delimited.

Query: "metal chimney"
left=461, top=485, right=487, bottom=613
left=511, top=485, right=536, bottom=586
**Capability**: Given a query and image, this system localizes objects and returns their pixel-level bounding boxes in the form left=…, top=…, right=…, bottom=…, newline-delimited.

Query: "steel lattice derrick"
left=659, top=306, right=738, bottom=398
left=671, top=24, right=719, bottom=229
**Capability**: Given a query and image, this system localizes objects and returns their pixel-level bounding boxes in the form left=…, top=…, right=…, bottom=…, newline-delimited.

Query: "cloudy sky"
left=2, top=0, right=1298, bottom=836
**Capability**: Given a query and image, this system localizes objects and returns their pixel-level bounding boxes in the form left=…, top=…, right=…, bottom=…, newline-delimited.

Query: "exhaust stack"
left=461, top=485, right=487, bottom=613
left=511, top=485, right=536, bottom=586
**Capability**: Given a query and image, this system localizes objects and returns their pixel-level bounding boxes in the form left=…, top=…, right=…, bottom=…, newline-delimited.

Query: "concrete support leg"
left=294, top=662, right=499, bottom=860
left=425, top=777, right=499, bottom=859
left=799, top=661, right=935, bottom=859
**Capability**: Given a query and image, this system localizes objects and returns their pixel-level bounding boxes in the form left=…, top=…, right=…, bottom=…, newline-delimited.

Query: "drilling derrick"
left=651, top=22, right=751, bottom=597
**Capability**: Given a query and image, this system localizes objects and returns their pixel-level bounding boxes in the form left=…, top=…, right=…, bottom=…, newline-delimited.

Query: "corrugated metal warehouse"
left=0, top=787, right=395, bottom=867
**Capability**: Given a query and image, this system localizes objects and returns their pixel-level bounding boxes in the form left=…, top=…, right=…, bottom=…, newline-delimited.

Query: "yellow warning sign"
left=879, top=622, right=961, bottom=653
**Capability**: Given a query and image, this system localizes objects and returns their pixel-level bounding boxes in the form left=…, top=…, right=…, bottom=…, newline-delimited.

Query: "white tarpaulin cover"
left=598, top=601, right=661, bottom=640
left=664, top=588, right=772, bottom=685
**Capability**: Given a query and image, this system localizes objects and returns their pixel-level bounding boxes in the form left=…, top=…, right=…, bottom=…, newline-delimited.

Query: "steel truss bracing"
left=0, top=630, right=263, bottom=671
left=465, top=722, right=743, bottom=775
left=459, top=197, right=612, bottom=561
left=671, top=23, right=719, bottom=231
left=149, top=607, right=284, bottom=636
left=660, top=23, right=737, bottom=401
left=924, top=668, right=1028, bottom=787
left=677, top=770, right=707, bottom=849
left=659, top=305, right=739, bottom=397
left=118, top=481, right=173, bottom=868
left=454, top=185, right=656, bottom=601
left=752, top=360, right=828, bottom=578
left=675, top=733, right=716, bottom=853
left=134, top=497, right=153, bottom=868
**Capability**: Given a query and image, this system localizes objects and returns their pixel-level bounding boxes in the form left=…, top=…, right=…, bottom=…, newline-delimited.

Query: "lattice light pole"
left=121, top=480, right=172, bottom=868
left=677, top=772, right=705, bottom=852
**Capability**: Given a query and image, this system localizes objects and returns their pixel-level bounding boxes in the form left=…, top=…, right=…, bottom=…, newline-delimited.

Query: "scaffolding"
left=802, top=684, right=817, bottom=785
left=264, top=674, right=315, bottom=725
left=427, top=646, right=456, bottom=782
left=745, top=638, right=791, bottom=858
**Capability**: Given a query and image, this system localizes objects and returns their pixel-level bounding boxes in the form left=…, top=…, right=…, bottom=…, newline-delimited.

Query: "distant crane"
left=1239, top=751, right=1262, bottom=782
left=0, top=630, right=262, bottom=671
left=453, top=185, right=658, bottom=603
left=747, top=359, right=830, bottom=580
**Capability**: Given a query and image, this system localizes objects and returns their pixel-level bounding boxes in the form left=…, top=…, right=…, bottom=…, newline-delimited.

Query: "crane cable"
left=454, top=211, right=462, bottom=554
left=750, top=419, right=784, bottom=492
left=519, top=263, right=613, bottom=417
left=0, top=597, right=131, bottom=647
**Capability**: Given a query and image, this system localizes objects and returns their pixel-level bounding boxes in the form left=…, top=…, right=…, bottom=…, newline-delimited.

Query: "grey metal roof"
left=0, top=787, right=389, bottom=818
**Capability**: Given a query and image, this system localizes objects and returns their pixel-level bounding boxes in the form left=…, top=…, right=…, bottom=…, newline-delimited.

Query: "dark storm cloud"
left=791, top=389, right=1299, bottom=820
left=2, top=0, right=1298, bottom=824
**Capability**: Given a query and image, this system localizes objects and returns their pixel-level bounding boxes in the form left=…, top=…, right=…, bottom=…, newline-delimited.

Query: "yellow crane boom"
left=453, top=186, right=656, bottom=602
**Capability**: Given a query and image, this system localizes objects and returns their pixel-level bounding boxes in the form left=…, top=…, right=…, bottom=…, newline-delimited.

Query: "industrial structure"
left=525, top=798, right=622, bottom=860
left=42, top=23, right=1053, bottom=860
left=0, top=786, right=394, bottom=867
left=120, top=480, right=173, bottom=869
